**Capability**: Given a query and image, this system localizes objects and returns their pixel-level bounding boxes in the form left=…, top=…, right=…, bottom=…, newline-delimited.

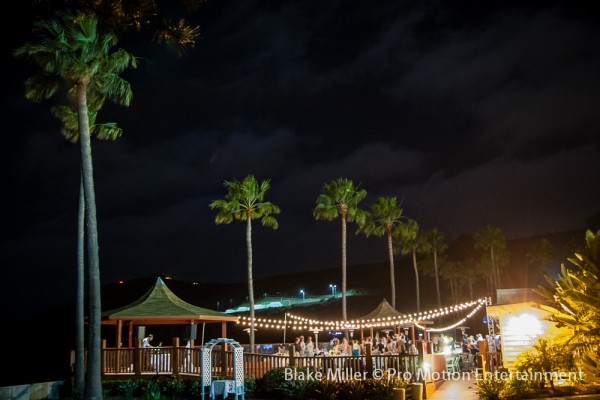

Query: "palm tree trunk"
left=387, top=228, right=396, bottom=309
left=468, top=276, right=474, bottom=300
left=451, top=277, right=457, bottom=304
left=246, top=217, right=255, bottom=353
left=412, top=248, right=420, bottom=312
left=490, top=247, right=498, bottom=301
left=341, top=213, right=348, bottom=325
left=75, top=172, right=85, bottom=399
left=77, top=79, right=103, bottom=400
left=433, top=245, right=441, bottom=309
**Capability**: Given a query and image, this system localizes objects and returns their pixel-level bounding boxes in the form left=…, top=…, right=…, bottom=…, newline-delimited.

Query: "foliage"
left=255, top=367, right=406, bottom=400
left=258, top=366, right=317, bottom=399
left=244, top=378, right=259, bottom=397
left=476, top=377, right=506, bottom=400
left=37, top=0, right=203, bottom=56
left=501, top=377, right=531, bottom=399
left=162, top=375, right=187, bottom=399
left=101, top=377, right=204, bottom=399
left=535, top=229, right=600, bottom=381
left=513, top=337, right=578, bottom=390
left=117, top=379, right=140, bottom=397
left=141, top=380, right=164, bottom=400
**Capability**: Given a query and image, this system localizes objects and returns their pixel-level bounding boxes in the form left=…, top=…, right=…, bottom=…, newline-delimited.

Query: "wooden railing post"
left=365, top=343, right=373, bottom=378
left=134, top=339, right=141, bottom=376
left=101, top=340, right=107, bottom=376
left=172, top=337, right=180, bottom=375
left=289, top=345, right=296, bottom=367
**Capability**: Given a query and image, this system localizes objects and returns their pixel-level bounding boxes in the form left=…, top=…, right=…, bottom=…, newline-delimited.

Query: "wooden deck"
left=97, top=343, right=425, bottom=381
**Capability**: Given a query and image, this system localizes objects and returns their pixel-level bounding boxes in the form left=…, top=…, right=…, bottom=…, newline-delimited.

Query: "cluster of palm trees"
left=209, top=175, right=513, bottom=347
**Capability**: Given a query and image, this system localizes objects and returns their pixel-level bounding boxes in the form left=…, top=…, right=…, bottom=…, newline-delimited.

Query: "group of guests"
left=278, top=332, right=419, bottom=357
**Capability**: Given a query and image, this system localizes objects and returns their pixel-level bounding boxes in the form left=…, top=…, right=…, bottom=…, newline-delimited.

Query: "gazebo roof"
left=355, top=298, right=406, bottom=321
left=101, top=277, right=239, bottom=325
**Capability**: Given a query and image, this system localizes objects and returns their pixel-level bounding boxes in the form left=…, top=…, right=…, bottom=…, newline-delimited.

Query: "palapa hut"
left=354, top=298, right=408, bottom=339
left=101, top=277, right=239, bottom=347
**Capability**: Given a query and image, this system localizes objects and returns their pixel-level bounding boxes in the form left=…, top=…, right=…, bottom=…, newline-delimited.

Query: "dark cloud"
left=2, top=0, right=599, bottom=316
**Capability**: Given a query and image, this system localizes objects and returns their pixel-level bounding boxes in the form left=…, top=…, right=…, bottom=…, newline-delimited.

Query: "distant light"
left=118, top=280, right=124, bottom=284
left=165, top=276, right=172, bottom=280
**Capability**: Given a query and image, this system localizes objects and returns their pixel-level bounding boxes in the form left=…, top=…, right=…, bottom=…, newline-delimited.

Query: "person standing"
left=305, top=336, right=315, bottom=357
left=142, top=334, right=154, bottom=348
left=299, top=336, right=306, bottom=356
left=352, top=339, right=360, bottom=356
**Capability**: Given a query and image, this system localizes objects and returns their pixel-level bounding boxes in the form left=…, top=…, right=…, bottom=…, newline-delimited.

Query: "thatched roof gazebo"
left=356, top=298, right=405, bottom=321
left=101, top=277, right=239, bottom=347
left=354, top=298, right=409, bottom=340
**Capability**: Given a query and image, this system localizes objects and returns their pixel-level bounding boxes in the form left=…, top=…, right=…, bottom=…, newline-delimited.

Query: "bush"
left=476, top=378, right=506, bottom=400
left=258, top=366, right=318, bottom=399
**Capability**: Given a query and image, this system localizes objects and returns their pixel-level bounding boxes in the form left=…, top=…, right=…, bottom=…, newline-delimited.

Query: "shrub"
left=476, top=377, right=506, bottom=400
left=514, top=337, right=578, bottom=390
left=117, top=379, right=140, bottom=398
left=141, top=379, right=165, bottom=400
left=258, top=366, right=318, bottom=399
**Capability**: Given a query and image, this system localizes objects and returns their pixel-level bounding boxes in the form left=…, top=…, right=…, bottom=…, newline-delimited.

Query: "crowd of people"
left=276, top=329, right=501, bottom=359
left=278, top=332, right=422, bottom=357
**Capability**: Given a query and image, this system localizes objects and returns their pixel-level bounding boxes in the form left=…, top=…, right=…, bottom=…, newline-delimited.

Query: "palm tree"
left=15, top=13, right=136, bottom=399
left=210, top=175, right=280, bottom=353
left=527, top=238, right=557, bottom=287
left=474, top=224, right=508, bottom=302
left=313, top=178, right=367, bottom=325
left=39, top=0, right=202, bottom=56
left=54, top=104, right=125, bottom=399
left=420, top=229, right=447, bottom=309
left=357, top=196, right=405, bottom=309
left=396, top=218, right=425, bottom=312
left=439, top=259, right=464, bottom=305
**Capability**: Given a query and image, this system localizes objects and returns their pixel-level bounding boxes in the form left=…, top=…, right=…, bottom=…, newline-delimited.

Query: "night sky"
left=2, top=0, right=599, bottom=317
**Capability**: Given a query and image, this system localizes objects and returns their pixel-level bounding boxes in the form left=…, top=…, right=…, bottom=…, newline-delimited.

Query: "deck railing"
left=98, top=342, right=423, bottom=382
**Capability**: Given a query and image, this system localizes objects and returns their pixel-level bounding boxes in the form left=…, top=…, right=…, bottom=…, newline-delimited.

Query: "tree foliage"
left=535, top=229, right=600, bottom=380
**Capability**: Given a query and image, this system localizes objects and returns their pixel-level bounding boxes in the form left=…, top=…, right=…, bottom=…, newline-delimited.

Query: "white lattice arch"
left=201, top=338, right=245, bottom=400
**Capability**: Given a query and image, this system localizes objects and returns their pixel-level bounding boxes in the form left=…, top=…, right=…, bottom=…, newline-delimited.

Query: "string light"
left=236, top=298, right=488, bottom=331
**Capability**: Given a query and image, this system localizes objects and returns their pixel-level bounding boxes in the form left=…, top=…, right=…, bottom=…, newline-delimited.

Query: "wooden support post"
left=134, top=339, right=141, bottom=376
left=101, top=339, right=107, bottom=376
left=172, top=337, right=180, bottom=375
left=365, top=342, right=373, bottom=378
left=289, top=344, right=296, bottom=367
left=116, top=320, right=122, bottom=347
left=128, top=322, right=133, bottom=348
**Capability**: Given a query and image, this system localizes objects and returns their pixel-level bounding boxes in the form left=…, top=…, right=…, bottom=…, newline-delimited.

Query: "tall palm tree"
left=357, top=196, right=405, bottom=309
left=53, top=104, right=125, bottom=399
left=474, top=224, right=508, bottom=301
left=396, top=218, right=425, bottom=312
left=39, top=0, right=203, bottom=56
left=210, top=175, right=280, bottom=353
left=421, top=229, right=447, bottom=309
left=313, top=178, right=367, bottom=325
left=439, top=259, right=465, bottom=305
left=15, top=13, right=136, bottom=399
left=526, top=237, right=557, bottom=287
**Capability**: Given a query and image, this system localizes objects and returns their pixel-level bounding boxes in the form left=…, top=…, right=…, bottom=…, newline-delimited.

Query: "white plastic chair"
left=446, top=356, right=461, bottom=374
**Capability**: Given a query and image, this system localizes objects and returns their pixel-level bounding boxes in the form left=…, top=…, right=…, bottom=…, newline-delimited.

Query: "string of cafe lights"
left=236, top=298, right=488, bottom=331
left=413, top=300, right=486, bottom=333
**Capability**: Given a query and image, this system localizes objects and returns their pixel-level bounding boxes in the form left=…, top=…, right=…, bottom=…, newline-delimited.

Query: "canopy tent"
left=101, top=277, right=239, bottom=347
left=355, top=298, right=406, bottom=321
left=353, top=298, right=409, bottom=340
